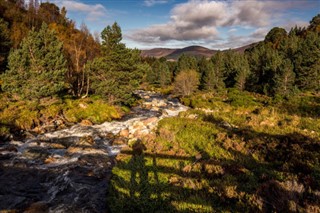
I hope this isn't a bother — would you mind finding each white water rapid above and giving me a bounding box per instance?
[0,90,188,212]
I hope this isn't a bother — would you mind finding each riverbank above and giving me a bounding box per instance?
[0,94,123,142]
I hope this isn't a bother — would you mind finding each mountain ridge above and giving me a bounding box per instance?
[141,43,258,60]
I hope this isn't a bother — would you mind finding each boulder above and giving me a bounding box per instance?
[112,137,127,145]
[79,103,88,109]
[49,143,66,149]
[76,136,95,147]
[152,106,159,111]
[80,120,93,126]
[187,114,198,119]
[119,129,129,137]
[23,147,49,160]
[143,102,152,109]
[44,156,57,164]
[142,117,158,126]
[132,121,145,130]
[0,145,18,153]
[32,126,45,134]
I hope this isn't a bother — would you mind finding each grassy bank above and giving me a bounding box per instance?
[0,94,122,138]
[108,90,320,212]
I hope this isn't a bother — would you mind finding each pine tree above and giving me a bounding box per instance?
[295,31,320,91]
[198,57,213,90]
[273,59,295,97]
[235,55,250,91]
[207,51,226,90]
[147,60,161,85]
[90,22,143,105]
[247,44,283,95]
[101,22,123,55]
[159,61,171,87]
[175,54,198,75]
[308,14,320,33]
[1,23,67,99]
[201,60,225,91]
[264,27,287,49]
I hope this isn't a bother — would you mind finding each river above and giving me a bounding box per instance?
[0,90,188,212]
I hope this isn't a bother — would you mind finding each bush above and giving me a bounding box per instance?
[173,69,199,97]
[227,88,258,107]
[63,99,121,123]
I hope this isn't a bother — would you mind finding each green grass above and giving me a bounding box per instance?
[63,98,121,123]
[108,90,320,212]
[0,96,122,137]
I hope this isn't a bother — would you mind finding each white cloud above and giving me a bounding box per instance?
[130,0,305,48]
[282,20,310,32]
[51,0,107,21]
[144,0,169,7]
[228,28,237,33]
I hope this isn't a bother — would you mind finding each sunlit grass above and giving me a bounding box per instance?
[0,96,122,136]
[108,90,320,212]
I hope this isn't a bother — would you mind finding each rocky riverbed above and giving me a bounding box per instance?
[0,91,188,212]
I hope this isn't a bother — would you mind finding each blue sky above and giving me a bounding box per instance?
[50,0,319,50]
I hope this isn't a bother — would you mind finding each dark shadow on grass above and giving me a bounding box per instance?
[109,114,320,212]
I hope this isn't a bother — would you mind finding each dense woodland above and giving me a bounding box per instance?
[0,1,320,212]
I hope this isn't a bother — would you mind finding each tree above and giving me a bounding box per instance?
[147,59,171,87]
[200,59,225,91]
[273,59,296,97]
[38,2,64,25]
[265,27,287,49]
[295,31,320,91]
[0,18,11,73]
[49,21,100,97]
[223,51,238,88]
[247,44,283,95]
[173,69,199,97]
[147,60,160,85]
[308,14,320,33]
[90,22,143,105]
[175,54,198,75]
[234,55,250,91]
[101,22,123,55]
[200,52,225,90]
[159,61,171,87]
[1,23,67,99]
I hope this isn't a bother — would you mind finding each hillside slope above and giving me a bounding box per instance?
[141,43,258,60]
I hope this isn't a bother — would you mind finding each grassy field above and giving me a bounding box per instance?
[108,90,320,212]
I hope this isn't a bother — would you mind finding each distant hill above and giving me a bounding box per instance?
[166,46,217,60]
[231,42,259,53]
[141,43,258,60]
[140,48,176,58]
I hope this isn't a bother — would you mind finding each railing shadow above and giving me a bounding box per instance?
[108,114,320,212]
